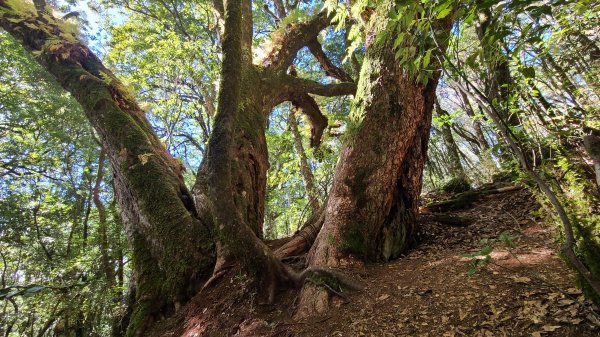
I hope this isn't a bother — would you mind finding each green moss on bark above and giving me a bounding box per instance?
[340,222,368,257]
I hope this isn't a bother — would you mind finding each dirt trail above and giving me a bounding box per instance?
[264,188,600,337]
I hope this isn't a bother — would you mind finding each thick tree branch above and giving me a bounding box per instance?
[241,0,253,63]
[284,64,328,148]
[272,0,286,19]
[261,10,331,71]
[290,93,327,148]
[276,73,356,97]
[307,38,353,83]
[275,209,324,259]
[0,6,215,333]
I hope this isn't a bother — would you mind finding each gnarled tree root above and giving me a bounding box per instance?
[291,267,364,320]
[274,210,325,260]
[423,185,521,212]
[419,213,473,227]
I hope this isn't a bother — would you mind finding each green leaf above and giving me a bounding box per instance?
[521,66,535,79]
[423,49,432,68]
[480,246,493,255]
[437,7,453,19]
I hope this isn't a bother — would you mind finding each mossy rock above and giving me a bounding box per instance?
[442,177,472,194]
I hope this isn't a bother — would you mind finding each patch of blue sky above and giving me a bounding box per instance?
[56,0,127,56]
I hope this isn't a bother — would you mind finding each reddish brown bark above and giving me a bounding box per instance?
[295,2,453,317]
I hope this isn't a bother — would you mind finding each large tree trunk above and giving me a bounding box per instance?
[190,0,356,303]
[2,1,352,335]
[295,1,453,317]
[0,4,215,336]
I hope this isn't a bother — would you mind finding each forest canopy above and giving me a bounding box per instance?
[0,0,599,336]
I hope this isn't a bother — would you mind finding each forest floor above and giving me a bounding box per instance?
[175,187,600,337]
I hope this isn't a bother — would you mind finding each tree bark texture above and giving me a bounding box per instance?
[305,4,452,267]
[0,4,215,335]
[295,3,453,316]
[0,0,451,332]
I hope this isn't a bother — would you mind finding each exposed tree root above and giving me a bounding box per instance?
[423,185,521,212]
[419,213,473,227]
[293,267,364,291]
[200,267,230,293]
[293,284,333,320]
[320,283,349,302]
[274,210,325,259]
[289,267,364,320]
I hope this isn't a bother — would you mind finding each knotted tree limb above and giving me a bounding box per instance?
[263,67,355,148]
[274,73,357,97]
[307,38,354,83]
[289,93,327,148]
[285,66,329,149]
[275,209,325,260]
[261,10,331,71]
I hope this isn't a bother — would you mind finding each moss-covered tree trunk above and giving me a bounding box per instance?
[191,17,280,284]
[0,4,216,336]
[2,1,353,334]
[191,0,355,303]
[295,1,453,317]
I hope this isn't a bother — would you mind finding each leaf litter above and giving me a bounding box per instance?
[270,188,600,336]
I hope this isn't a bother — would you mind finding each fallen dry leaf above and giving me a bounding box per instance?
[377,294,390,301]
[542,325,561,332]
[511,276,531,283]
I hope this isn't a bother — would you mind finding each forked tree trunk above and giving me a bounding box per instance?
[190,0,355,305]
[295,1,453,317]
[1,2,358,334]
[2,0,467,333]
